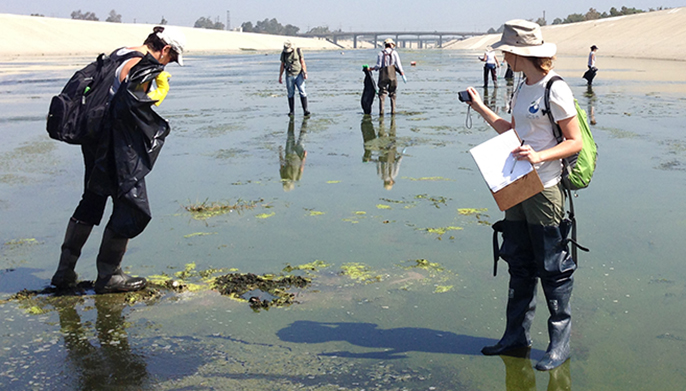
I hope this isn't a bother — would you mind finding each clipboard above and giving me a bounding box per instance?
[490,169,543,211]
[469,129,544,211]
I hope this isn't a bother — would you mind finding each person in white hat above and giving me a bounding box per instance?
[465,19,582,371]
[279,40,310,117]
[50,26,186,295]
[370,38,405,115]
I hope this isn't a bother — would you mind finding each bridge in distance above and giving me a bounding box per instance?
[300,31,487,49]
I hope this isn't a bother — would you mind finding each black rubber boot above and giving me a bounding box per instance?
[528,224,576,371]
[300,96,311,117]
[288,97,295,116]
[483,220,538,356]
[535,278,573,371]
[94,229,146,294]
[51,218,93,289]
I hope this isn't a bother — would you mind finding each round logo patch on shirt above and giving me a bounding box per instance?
[528,102,540,114]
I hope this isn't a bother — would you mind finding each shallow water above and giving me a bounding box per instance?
[1,49,686,390]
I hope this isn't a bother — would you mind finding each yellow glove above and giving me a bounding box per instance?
[147,71,171,106]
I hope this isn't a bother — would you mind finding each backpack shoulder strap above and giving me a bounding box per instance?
[543,75,564,143]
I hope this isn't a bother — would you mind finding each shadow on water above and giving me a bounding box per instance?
[277,320,544,359]
[0,268,45,293]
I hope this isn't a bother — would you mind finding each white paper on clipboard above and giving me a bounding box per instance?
[469,129,534,192]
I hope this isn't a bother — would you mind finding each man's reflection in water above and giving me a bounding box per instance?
[279,117,308,192]
[56,295,148,389]
[585,85,597,125]
[361,115,403,190]
[500,349,571,391]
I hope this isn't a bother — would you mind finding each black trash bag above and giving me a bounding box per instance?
[88,53,169,238]
[583,67,597,84]
[361,67,377,115]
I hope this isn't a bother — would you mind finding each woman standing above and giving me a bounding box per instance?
[466,20,582,371]
[480,46,500,88]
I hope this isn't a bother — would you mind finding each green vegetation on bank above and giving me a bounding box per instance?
[487,5,671,33]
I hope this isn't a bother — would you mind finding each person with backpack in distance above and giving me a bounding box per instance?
[369,38,405,116]
[279,40,310,117]
[49,26,186,294]
[464,20,582,371]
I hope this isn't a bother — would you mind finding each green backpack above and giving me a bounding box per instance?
[544,76,598,191]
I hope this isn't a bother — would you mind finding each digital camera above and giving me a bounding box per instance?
[457,90,471,103]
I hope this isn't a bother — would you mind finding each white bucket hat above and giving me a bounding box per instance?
[157,27,186,65]
[491,19,556,58]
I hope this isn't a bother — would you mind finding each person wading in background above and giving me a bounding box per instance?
[279,40,310,117]
[370,38,405,116]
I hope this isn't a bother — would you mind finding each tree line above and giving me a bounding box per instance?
[488,6,669,33]
[65,10,322,36]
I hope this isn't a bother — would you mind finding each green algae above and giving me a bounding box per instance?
[184,198,264,220]
[434,285,454,293]
[457,208,488,215]
[183,232,217,238]
[424,226,463,235]
[282,260,331,273]
[212,273,310,311]
[340,262,382,284]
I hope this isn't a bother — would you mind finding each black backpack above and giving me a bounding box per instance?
[46,48,143,144]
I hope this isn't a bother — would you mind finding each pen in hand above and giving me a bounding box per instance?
[510,139,525,174]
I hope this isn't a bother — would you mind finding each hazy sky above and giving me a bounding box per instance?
[2,1,683,32]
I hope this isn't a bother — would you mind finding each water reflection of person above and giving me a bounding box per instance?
[584,85,597,125]
[500,351,572,391]
[504,62,515,86]
[361,114,376,162]
[377,116,402,190]
[360,115,403,189]
[483,87,498,113]
[279,117,308,191]
[56,295,148,389]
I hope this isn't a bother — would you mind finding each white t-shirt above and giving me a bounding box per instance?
[511,71,576,188]
[484,51,497,65]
